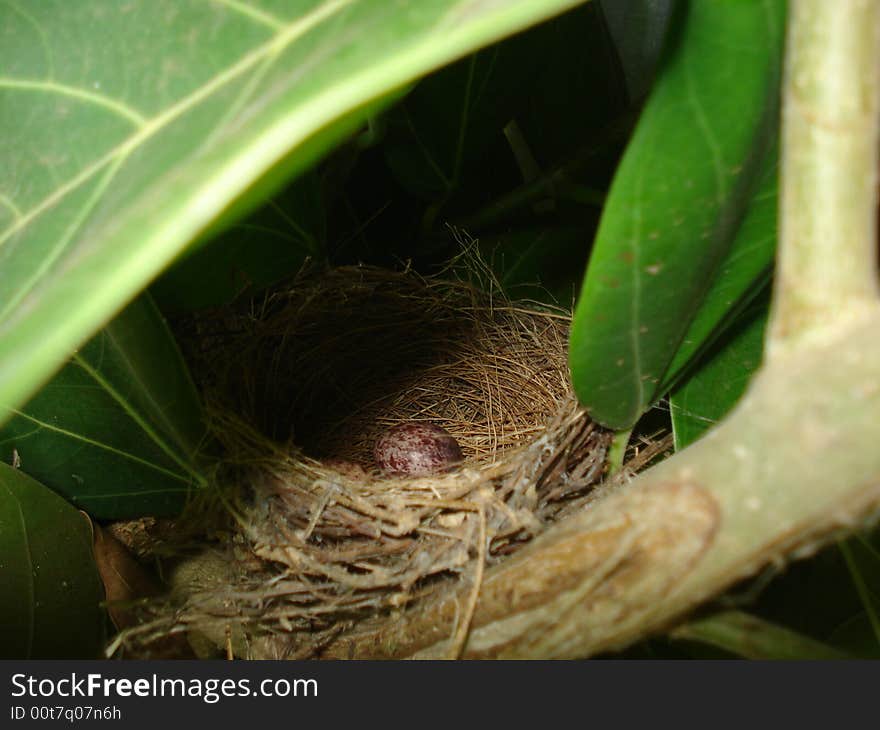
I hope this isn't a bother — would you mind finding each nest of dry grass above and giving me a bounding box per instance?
[115,263,626,659]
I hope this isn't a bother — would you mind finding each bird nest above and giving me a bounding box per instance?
[113,264,630,659]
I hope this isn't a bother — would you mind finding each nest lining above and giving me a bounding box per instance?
[117,264,617,659]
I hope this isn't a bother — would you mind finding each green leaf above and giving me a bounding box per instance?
[0,0,588,421]
[663,148,777,389]
[670,305,767,450]
[152,86,410,313]
[0,294,205,518]
[569,0,785,429]
[671,610,853,660]
[0,462,105,658]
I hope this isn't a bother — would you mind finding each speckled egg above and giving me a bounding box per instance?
[373,423,463,477]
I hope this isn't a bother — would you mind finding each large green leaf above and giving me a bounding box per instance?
[0,294,205,518]
[670,305,767,450]
[663,148,777,390]
[152,86,409,312]
[0,0,588,420]
[0,462,105,658]
[569,0,784,429]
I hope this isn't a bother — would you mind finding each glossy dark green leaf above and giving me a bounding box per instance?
[663,147,777,389]
[0,295,205,518]
[0,0,589,423]
[0,463,104,658]
[569,0,785,429]
[670,305,767,450]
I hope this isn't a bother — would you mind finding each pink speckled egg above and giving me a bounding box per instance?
[374,423,463,477]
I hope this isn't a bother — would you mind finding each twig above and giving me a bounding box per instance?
[450,505,487,659]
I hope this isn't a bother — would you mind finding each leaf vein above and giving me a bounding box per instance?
[8,408,193,485]
[683,60,727,207]
[208,0,286,30]
[0,193,22,221]
[0,79,147,126]
[2,0,53,78]
[0,154,128,323]
[72,351,204,487]
[0,0,353,250]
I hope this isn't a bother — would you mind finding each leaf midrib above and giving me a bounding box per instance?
[72,349,204,486]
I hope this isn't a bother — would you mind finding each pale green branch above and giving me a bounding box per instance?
[767,1,880,356]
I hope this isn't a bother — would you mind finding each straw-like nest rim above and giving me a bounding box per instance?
[115,262,622,659]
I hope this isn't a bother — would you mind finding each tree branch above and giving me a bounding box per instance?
[767,0,880,355]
